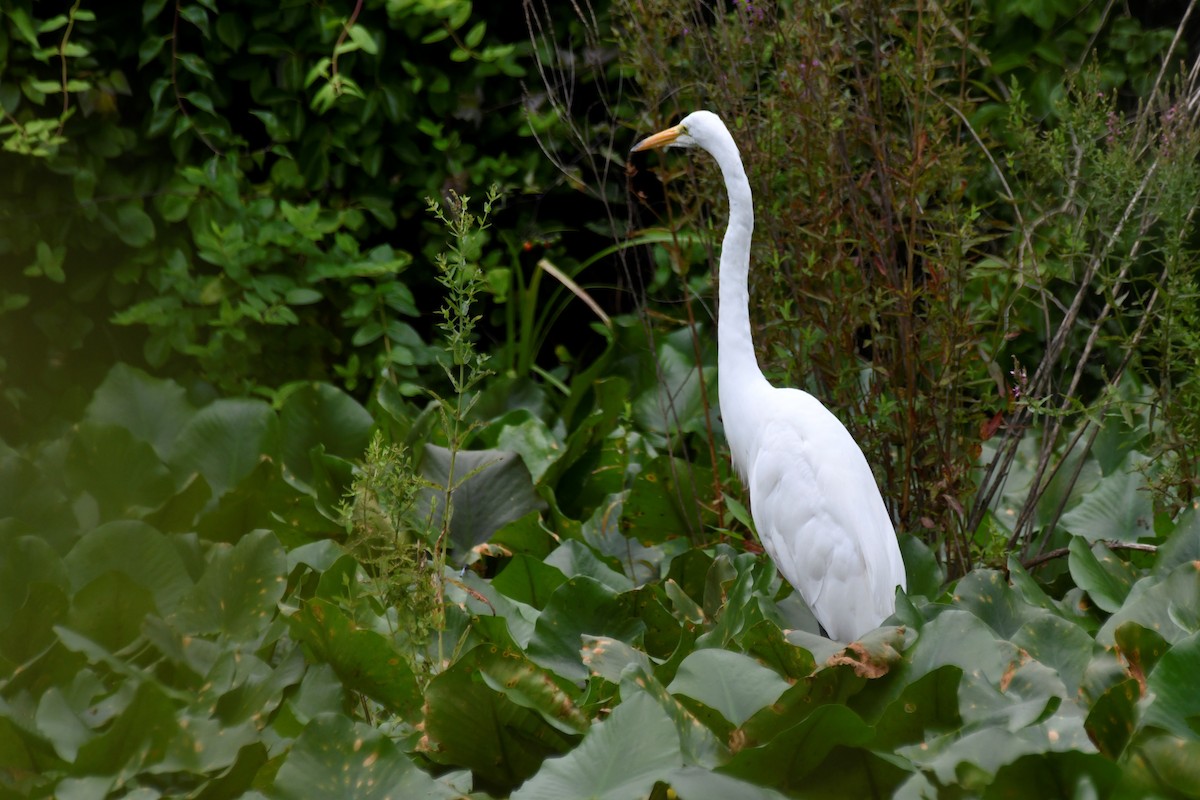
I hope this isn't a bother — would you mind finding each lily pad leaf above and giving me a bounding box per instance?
[1141,631,1200,740]
[417,444,546,563]
[511,691,684,800]
[1058,453,1153,543]
[63,520,191,615]
[1068,537,1139,613]
[170,398,279,499]
[668,648,790,727]
[424,644,578,794]
[85,363,194,460]
[170,529,286,642]
[274,713,456,800]
[278,382,373,490]
[287,598,421,720]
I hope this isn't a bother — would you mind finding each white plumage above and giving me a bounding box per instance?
[632,110,906,641]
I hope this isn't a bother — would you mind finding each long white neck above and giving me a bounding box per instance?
[708,132,770,475]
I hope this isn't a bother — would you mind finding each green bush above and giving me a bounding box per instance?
[0,0,570,438]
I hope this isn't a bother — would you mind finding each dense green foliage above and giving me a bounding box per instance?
[0,0,573,434]
[4,0,1200,797]
[3,362,1199,798]
[609,0,1200,573]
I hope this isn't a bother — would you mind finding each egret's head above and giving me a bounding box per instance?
[631,110,726,153]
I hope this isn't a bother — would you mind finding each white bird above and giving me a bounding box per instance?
[632,110,906,641]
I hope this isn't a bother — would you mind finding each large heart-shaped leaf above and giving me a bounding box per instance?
[170,529,286,642]
[64,520,192,615]
[274,713,455,800]
[1140,631,1200,739]
[424,644,579,794]
[67,422,176,521]
[511,691,684,800]
[1067,537,1140,613]
[287,598,421,720]
[1058,453,1153,543]
[417,444,546,562]
[668,648,790,727]
[85,363,194,460]
[278,382,373,490]
[171,398,278,499]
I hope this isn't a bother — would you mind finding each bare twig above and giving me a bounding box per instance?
[1022,540,1158,571]
[331,0,365,86]
[56,0,82,137]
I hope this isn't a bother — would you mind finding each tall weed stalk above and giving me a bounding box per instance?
[530,0,1200,576]
[340,188,499,683]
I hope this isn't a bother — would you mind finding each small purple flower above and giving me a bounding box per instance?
[1010,362,1028,400]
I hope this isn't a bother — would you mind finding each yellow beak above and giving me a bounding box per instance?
[631,124,684,152]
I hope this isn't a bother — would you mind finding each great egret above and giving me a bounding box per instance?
[632,110,906,641]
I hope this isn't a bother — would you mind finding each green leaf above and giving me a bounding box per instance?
[287,598,421,719]
[35,686,94,762]
[720,703,874,790]
[870,664,963,750]
[170,398,278,498]
[274,713,454,799]
[463,20,486,49]
[984,750,1121,800]
[67,422,175,521]
[0,534,67,620]
[526,576,644,682]
[1084,678,1139,758]
[157,713,259,775]
[497,412,562,484]
[346,24,378,55]
[740,619,817,679]
[284,287,323,305]
[492,553,567,608]
[1010,612,1095,697]
[8,8,40,46]
[580,635,653,684]
[170,529,286,642]
[67,571,157,651]
[424,644,577,793]
[179,4,211,37]
[622,455,709,543]
[664,766,791,800]
[0,581,69,666]
[142,0,169,25]
[1007,555,1058,612]
[952,569,1042,638]
[544,539,632,592]
[114,203,156,247]
[1058,453,1153,542]
[1068,537,1140,613]
[1123,734,1200,798]
[474,646,590,735]
[668,649,790,727]
[1113,620,1170,681]
[139,34,167,66]
[1098,561,1200,645]
[511,691,684,800]
[72,681,177,776]
[86,365,194,461]
[417,445,546,563]
[1156,507,1200,575]
[1140,631,1200,739]
[278,382,372,490]
[215,12,247,49]
[899,533,944,598]
[64,520,192,615]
